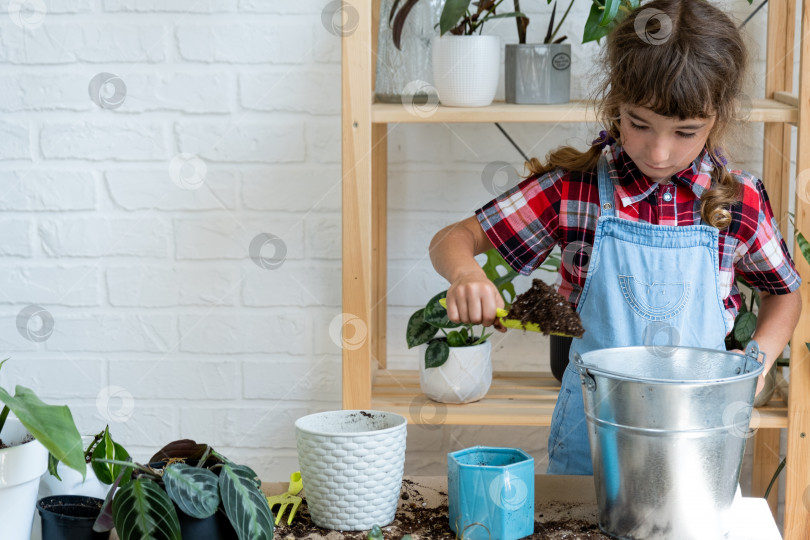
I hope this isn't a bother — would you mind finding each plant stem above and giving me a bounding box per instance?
[763,456,786,500]
[0,405,8,435]
[550,0,576,42]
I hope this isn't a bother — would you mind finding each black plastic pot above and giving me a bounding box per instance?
[177,507,239,540]
[549,334,573,383]
[37,495,107,540]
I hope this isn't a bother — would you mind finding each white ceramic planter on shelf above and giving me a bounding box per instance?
[0,419,49,540]
[431,35,500,107]
[295,410,407,531]
[420,340,492,403]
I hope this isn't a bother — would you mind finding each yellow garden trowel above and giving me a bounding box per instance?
[266,471,303,526]
[439,297,545,333]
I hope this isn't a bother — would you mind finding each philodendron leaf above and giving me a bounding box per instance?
[425,338,450,369]
[0,385,85,478]
[92,425,131,486]
[163,463,220,519]
[219,463,275,540]
[423,292,463,329]
[112,477,181,540]
[406,308,436,348]
[440,0,472,35]
[734,311,757,344]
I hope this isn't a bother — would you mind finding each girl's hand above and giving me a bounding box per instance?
[445,270,506,333]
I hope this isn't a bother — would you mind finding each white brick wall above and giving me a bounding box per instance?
[0,0,786,531]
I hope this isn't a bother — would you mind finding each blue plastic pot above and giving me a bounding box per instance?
[447,446,534,540]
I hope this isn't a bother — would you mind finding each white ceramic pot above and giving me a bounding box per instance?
[420,340,492,403]
[295,410,407,531]
[431,35,500,107]
[0,419,48,540]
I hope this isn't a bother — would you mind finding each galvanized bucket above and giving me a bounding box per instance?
[574,342,764,540]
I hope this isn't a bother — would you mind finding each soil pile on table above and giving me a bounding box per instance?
[273,479,608,539]
[507,279,584,337]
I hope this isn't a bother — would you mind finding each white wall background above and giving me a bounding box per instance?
[0,0,792,528]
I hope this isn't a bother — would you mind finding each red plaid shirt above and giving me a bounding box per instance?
[475,144,802,335]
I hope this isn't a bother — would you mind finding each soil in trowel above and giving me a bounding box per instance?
[507,279,585,337]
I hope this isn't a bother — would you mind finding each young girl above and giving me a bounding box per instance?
[429,0,802,475]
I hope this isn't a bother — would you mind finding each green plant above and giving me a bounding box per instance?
[514,0,576,44]
[0,358,85,478]
[406,249,519,369]
[391,0,527,48]
[92,439,274,540]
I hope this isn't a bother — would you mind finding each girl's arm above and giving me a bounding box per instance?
[750,289,803,394]
[429,216,506,332]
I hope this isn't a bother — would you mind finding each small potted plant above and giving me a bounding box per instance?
[92,439,274,540]
[393,0,527,107]
[0,359,85,540]
[36,426,129,540]
[407,249,518,403]
[505,0,575,104]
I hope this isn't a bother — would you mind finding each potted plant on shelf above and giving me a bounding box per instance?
[506,0,575,104]
[393,0,527,107]
[92,439,274,540]
[407,249,518,403]
[0,358,85,540]
[36,426,129,540]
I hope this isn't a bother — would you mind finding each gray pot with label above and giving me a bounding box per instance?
[505,43,571,105]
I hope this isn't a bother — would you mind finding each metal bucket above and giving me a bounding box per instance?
[573,342,764,540]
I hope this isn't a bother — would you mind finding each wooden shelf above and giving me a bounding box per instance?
[371,370,789,429]
[371,97,798,124]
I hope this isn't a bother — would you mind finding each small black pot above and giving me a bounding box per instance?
[177,507,238,540]
[549,334,573,383]
[37,495,107,540]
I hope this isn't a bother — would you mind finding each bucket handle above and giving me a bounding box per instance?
[743,340,765,373]
[573,352,597,391]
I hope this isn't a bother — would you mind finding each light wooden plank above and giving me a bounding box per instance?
[369,370,788,428]
[753,429,782,518]
[784,1,810,537]
[371,99,797,124]
[342,0,373,409]
[371,124,387,369]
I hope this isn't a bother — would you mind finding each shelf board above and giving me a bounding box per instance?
[371,369,788,429]
[371,97,798,125]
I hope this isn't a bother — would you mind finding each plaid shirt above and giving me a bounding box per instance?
[476,144,802,335]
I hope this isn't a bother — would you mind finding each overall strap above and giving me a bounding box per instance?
[596,155,615,217]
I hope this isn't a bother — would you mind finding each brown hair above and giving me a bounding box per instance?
[525,0,747,229]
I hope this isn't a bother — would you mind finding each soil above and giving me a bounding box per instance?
[507,279,585,338]
[273,479,609,539]
[0,433,34,449]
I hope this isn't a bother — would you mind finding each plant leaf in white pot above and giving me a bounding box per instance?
[0,359,85,540]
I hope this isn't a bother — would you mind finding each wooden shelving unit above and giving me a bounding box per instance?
[342,1,810,536]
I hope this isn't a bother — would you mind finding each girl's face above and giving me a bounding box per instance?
[618,105,716,183]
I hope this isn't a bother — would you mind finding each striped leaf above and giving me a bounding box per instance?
[112,477,181,540]
[163,463,220,519]
[219,463,274,540]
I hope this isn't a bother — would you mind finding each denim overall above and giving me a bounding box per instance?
[546,156,728,475]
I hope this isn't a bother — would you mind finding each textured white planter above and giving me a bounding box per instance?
[295,410,407,531]
[0,419,49,540]
[420,340,492,403]
[431,35,500,107]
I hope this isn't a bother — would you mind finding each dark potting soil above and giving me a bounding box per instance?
[508,279,585,338]
[0,433,34,449]
[273,479,608,539]
[40,497,104,518]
